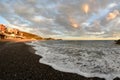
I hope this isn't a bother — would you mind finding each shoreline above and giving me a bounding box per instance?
[0,38,39,42]
[0,41,106,80]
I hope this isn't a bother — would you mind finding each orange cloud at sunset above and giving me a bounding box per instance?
[82,3,90,14]
[69,18,79,28]
[71,23,78,28]
[107,10,119,20]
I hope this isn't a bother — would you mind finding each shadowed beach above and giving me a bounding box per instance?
[0,40,107,80]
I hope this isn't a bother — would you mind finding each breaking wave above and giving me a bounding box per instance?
[27,40,120,80]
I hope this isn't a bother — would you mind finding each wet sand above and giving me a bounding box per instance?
[0,40,109,80]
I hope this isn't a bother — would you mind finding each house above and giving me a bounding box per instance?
[7,28,19,35]
[0,24,6,39]
[0,31,5,39]
[0,24,6,33]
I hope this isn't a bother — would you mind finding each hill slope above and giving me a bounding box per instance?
[21,31,43,40]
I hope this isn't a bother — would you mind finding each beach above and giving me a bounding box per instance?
[0,40,106,80]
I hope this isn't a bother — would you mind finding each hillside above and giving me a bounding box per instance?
[21,31,43,40]
[0,24,57,40]
[0,24,43,40]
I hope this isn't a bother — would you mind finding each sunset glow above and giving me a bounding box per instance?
[82,4,90,14]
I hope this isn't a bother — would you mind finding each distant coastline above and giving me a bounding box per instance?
[0,24,62,42]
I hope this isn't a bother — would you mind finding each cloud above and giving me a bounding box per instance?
[0,0,120,39]
[107,10,119,20]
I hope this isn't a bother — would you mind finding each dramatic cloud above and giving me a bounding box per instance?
[0,0,120,39]
[107,10,119,20]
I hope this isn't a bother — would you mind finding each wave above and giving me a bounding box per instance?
[26,40,120,80]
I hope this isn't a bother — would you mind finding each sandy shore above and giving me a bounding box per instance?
[0,41,107,80]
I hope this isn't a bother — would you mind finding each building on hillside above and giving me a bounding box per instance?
[0,34,5,39]
[0,24,6,39]
[0,24,24,39]
[7,28,19,35]
[0,24,6,33]
[0,31,5,39]
[14,29,19,35]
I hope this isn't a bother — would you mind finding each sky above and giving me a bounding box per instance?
[0,16,9,24]
[0,0,120,40]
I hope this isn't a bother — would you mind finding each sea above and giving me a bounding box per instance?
[26,40,120,80]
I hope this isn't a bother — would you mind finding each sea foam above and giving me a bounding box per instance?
[26,40,120,80]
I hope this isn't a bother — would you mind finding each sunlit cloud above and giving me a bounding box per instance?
[107,10,119,20]
[82,3,90,14]
[69,17,79,28]
[0,0,120,39]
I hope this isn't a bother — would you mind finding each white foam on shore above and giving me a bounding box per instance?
[26,41,120,80]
